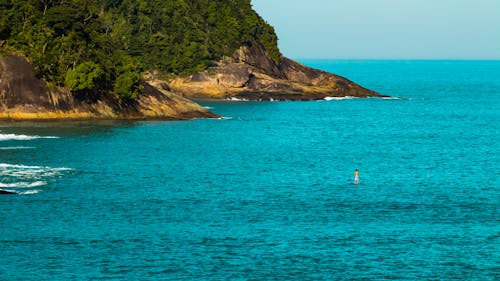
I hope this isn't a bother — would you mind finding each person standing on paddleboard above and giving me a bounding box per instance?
[354,169,359,185]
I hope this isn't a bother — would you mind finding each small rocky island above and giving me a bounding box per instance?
[0,1,380,120]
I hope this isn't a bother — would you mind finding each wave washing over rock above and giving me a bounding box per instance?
[0,131,72,194]
[0,163,72,195]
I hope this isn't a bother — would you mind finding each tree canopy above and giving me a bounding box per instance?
[0,0,281,100]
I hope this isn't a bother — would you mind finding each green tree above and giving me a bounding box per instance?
[65,61,105,99]
[114,71,142,100]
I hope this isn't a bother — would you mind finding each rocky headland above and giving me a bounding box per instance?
[1,48,382,121]
[1,45,382,120]
[0,55,218,120]
[166,45,381,101]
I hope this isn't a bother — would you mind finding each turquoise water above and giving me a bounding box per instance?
[1,61,499,280]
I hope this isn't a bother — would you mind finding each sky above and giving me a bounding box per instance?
[251,0,500,59]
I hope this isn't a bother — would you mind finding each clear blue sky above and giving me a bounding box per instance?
[251,0,500,59]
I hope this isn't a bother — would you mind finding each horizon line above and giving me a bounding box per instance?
[292,58,500,61]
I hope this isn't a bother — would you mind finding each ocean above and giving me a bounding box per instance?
[1,60,498,280]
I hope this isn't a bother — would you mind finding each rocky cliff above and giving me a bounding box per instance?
[166,45,382,100]
[0,55,218,120]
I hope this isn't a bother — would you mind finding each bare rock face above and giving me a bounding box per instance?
[168,45,382,100]
[0,55,218,120]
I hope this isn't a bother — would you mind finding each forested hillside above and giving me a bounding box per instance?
[0,0,280,100]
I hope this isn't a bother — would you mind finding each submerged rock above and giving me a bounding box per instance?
[167,45,382,100]
[0,55,218,120]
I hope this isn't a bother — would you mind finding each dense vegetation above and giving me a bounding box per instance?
[0,0,280,100]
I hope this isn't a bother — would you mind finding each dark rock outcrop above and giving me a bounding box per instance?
[167,45,382,100]
[0,55,218,120]
[0,189,17,195]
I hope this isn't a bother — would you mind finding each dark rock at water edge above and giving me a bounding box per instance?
[0,189,17,195]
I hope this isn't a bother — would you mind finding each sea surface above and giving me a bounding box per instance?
[1,60,499,280]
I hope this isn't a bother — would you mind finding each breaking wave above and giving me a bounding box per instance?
[380,96,403,100]
[0,146,36,150]
[0,163,72,195]
[17,190,41,195]
[0,181,47,188]
[0,133,59,141]
[227,97,250,101]
[324,96,355,101]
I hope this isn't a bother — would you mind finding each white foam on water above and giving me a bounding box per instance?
[227,97,249,101]
[324,96,355,101]
[203,106,214,110]
[0,163,73,195]
[0,181,47,188]
[18,190,41,195]
[0,146,36,150]
[0,133,59,141]
[0,160,73,194]
[380,96,403,100]
[0,163,45,169]
[0,163,71,170]
[0,163,73,180]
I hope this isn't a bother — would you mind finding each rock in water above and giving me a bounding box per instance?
[0,189,17,195]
